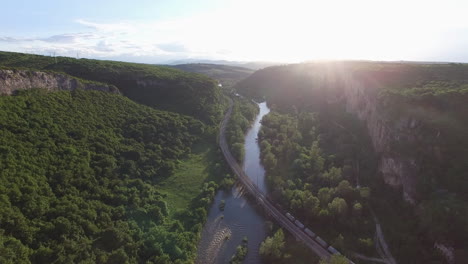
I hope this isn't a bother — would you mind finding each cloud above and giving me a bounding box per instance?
[0,36,35,42]
[42,33,100,43]
[0,14,255,63]
[0,33,100,44]
[157,43,187,53]
[95,40,114,52]
[76,19,133,33]
[4,1,468,64]
[0,18,203,62]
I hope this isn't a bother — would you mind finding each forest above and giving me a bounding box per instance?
[225,97,259,162]
[257,109,379,259]
[235,62,468,263]
[0,89,221,263]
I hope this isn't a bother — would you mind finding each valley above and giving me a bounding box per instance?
[3,2,468,264]
[0,51,467,264]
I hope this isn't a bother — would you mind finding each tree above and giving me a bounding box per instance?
[304,193,320,218]
[318,209,330,218]
[318,255,349,264]
[259,229,285,261]
[336,180,353,201]
[322,167,342,184]
[0,235,32,264]
[107,248,129,264]
[352,202,362,217]
[358,237,374,254]
[359,187,371,200]
[310,141,324,173]
[328,198,348,217]
[419,195,468,241]
[318,187,332,207]
[230,237,248,264]
[263,152,278,169]
[332,234,345,250]
[231,143,245,162]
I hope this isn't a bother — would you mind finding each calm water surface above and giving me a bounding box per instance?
[196,102,270,264]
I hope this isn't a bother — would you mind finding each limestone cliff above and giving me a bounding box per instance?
[0,69,119,95]
[341,74,442,203]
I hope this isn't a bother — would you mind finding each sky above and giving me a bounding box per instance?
[1,0,468,64]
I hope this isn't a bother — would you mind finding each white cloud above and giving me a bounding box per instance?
[75,19,134,33]
[2,0,468,63]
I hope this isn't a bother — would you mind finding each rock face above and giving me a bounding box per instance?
[0,69,119,95]
[340,75,429,203]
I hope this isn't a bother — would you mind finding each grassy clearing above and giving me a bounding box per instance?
[158,141,218,216]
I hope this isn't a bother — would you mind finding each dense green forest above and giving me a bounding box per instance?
[0,89,223,263]
[225,97,259,162]
[258,109,380,259]
[0,51,224,124]
[236,62,468,263]
[170,63,254,89]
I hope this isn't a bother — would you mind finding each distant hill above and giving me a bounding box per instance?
[171,63,254,88]
[0,51,224,124]
[164,58,282,70]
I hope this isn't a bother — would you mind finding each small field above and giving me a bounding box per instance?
[158,141,219,216]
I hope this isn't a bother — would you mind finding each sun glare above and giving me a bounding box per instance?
[202,0,460,62]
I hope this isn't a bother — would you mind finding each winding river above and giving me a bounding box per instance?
[196,102,270,264]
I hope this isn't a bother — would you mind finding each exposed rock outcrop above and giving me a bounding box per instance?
[341,74,432,203]
[0,69,119,95]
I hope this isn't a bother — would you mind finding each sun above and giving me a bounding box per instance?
[205,0,433,62]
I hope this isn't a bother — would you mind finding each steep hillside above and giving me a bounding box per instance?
[236,62,468,201]
[171,63,254,88]
[235,62,468,262]
[0,51,224,124]
[0,53,232,263]
[0,89,224,263]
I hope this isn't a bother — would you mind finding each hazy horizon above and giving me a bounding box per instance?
[2,0,468,64]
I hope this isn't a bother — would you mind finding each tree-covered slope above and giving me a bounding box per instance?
[225,97,259,162]
[0,51,224,124]
[0,89,217,264]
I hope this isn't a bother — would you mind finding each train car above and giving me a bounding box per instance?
[294,220,305,229]
[327,246,341,255]
[275,203,284,211]
[285,213,295,222]
[304,228,316,238]
[265,195,274,204]
[315,236,328,248]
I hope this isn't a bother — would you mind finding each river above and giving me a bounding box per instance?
[196,102,270,264]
